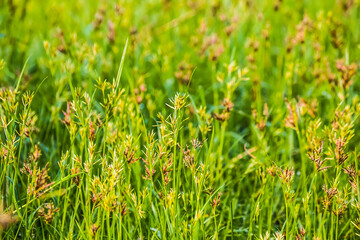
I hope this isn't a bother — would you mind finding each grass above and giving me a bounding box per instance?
[0,0,360,239]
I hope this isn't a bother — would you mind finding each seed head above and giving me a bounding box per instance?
[38,202,59,224]
[335,137,348,165]
[277,166,294,188]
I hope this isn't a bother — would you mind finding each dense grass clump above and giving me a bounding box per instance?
[1,0,360,239]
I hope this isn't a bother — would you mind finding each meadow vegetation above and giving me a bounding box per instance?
[0,0,360,239]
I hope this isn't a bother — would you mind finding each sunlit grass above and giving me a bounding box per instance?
[0,0,360,239]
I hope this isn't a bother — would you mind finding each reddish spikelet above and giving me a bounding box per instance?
[162,157,173,186]
[89,119,95,141]
[90,192,103,207]
[28,163,54,197]
[211,193,221,209]
[212,98,234,122]
[323,185,338,200]
[295,227,306,240]
[344,165,357,193]
[62,101,72,126]
[307,141,331,172]
[177,144,194,168]
[336,59,358,89]
[175,62,192,85]
[267,165,277,177]
[191,138,205,149]
[222,98,234,112]
[322,185,338,210]
[91,224,100,236]
[252,103,268,131]
[284,99,296,129]
[142,157,155,181]
[120,201,128,216]
[21,163,33,176]
[335,137,348,165]
[204,187,214,196]
[107,20,115,43]
[143,165,155,181]
[93,9,105,30]
[38,203,59,224]
[343,165,356,179]
[277,167,294,187]
[31,145,41,161]
[124,146,140,165]
[71,167,80,186]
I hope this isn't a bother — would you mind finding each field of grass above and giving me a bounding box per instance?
[0,0,360,239]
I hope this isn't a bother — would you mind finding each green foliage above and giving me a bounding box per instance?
[0,0,360,239]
